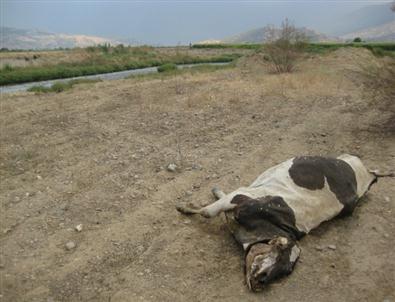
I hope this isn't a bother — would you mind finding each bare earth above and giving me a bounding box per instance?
[1,48,394,302]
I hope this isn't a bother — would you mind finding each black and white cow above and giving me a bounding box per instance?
[176,154,392,291]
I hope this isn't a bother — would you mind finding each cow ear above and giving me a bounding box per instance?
[230,194,252,205]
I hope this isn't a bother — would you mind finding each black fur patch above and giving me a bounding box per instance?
[228,195,304,248]
[289,156,359,215]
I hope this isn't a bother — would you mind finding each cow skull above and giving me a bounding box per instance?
[245,237,300,291]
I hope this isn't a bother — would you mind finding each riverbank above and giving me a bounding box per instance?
[0,46,246,85]
[1,62,232,93]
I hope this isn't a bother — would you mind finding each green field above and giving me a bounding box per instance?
[192,42,395,55]
[0,45,242,86]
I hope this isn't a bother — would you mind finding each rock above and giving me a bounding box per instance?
[3,228,12,234]
[75,224,83,232]
[36,175,42,180]
[185,191,193,196]
[191,163,201,170]
[65,241,76,250]
[384,196,390,202]
[315,245,324,251]
[167,163,177,172]
[328,245,336,250]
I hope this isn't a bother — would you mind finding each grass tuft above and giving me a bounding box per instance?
[28,79,100,93]
[157,63,178,73]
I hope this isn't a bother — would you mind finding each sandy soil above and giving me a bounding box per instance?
[1,48,394,302]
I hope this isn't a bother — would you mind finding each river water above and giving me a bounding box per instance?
[0,62,229,94]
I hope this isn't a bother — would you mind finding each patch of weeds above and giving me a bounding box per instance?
[28,78,100,93]
[157,63,178,73]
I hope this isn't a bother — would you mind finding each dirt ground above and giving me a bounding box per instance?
[1,48,394,302]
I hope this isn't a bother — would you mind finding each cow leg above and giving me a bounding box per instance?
[176,191,236,218]
[212,187,226,200]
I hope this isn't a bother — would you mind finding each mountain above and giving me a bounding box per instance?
[0,27,122,50]
[341,20,395,42]
[221,26,339,44]
[327,2,394,36]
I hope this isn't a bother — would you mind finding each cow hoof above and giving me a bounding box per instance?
[176,204,198,215]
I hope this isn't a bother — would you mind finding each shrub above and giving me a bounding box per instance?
[353,37,362,43]
[263,19,308,73]
[157,63,178,73]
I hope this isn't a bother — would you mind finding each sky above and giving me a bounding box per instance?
[1,0,392,45]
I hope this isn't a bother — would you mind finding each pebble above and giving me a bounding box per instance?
[185,191,193,196]
[75,224,83,232]
[328,245,337,250]
[191,164,201,170]
[65,241,76,250]
[167,163,177,172]
[315,245,324,251]
[36,175,42,180]
[384,196,390,202]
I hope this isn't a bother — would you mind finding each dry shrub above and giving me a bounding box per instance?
[357,55,395,133]
[264,19,308,73]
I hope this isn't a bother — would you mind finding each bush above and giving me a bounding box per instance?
[353,37,362,43]
[263,19,308,73]
[157,63,178,73]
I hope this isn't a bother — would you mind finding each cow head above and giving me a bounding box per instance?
[245,236,300,291]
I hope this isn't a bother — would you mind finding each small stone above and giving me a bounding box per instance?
[185,191,193,196]
[3,228,12,234]
[328,245,336,250]
[65,241,76,250]
[137,272,144,276]
[167,163,177,172]
[330,263,336,268]
[384,196,390,202]
[315,245,324,251]
[75,224,83,232]
[36,175,42,180]
[183,219,191,225]
[144,268,151,274]
[25,192,30,197]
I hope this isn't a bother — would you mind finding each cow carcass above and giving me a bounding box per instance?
[176,154,390,291]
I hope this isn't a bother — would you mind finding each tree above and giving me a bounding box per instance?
[353,37,362,43]
[264,19,308,73]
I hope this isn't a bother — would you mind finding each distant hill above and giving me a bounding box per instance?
[0,27,122,50]
[328,2,394,36]
[221,26,339,44]
[341,20,395,42]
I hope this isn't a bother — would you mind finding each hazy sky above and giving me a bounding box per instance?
[1,0,392,45]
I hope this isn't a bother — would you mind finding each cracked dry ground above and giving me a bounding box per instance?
[1,49,394,302]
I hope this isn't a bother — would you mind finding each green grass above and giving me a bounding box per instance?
[0,47,241,85]
[128,62,235,81]
[28,79,100,93]
[157,63,178,73]
[192,42,395,56]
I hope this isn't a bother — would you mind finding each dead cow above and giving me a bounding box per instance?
[176,154,393,291]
